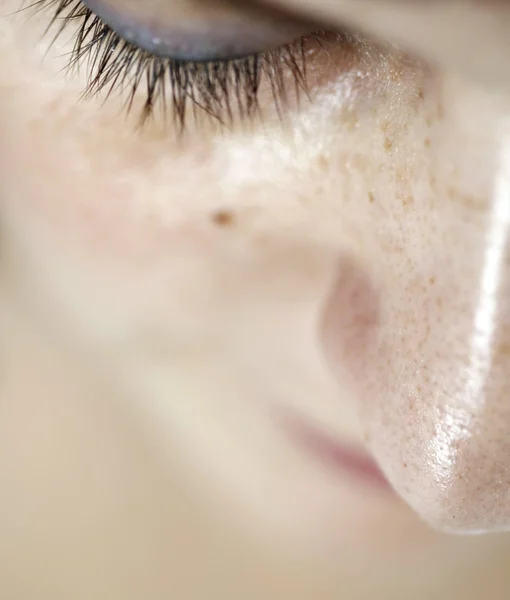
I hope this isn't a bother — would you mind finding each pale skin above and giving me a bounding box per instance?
[3,1,510,598]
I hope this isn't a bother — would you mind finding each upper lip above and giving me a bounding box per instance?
[282,413,390,488]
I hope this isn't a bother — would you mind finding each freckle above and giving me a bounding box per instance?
[384,137,393,151]
[317,153,328,172]
[403,195,414,207]
[417,88,425,100]
[211,210,235,227]
[496,342,510,357]
[424,137,431,149]
[368,191,375,204]
[460,194,485,211]
[344,112,359,131]
[429,276,436,285]
[448,186,457,199]
[403,462,408,468]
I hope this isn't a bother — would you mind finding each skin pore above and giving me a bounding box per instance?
[3,0,510,598]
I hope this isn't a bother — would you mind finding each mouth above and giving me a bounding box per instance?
[282,414,390,489]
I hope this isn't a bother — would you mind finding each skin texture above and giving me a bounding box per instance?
[3,0,510,598]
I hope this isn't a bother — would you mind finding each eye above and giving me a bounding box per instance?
[27,0,342,130]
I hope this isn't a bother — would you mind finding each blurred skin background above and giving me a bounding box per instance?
[3,0,510,598]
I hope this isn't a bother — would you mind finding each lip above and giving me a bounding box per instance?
[282,414,390,489]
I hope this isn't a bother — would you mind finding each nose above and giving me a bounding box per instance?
[321,126,510,535]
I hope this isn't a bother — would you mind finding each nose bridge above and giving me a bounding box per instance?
[321,101,510,533]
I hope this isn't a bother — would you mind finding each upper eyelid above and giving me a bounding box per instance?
[82,0,313,60]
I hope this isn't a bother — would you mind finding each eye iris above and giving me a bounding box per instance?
[82,0,311,61]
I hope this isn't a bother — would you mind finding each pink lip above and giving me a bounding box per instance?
[283,415,390,489]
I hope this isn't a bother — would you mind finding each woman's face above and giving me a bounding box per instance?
[3,0,510,556]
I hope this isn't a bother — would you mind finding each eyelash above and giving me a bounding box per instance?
[27,0,321,130]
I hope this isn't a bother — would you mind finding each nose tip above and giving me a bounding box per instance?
[370,402,510,534]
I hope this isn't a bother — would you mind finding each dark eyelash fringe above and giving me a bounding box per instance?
[26,0,311,129]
